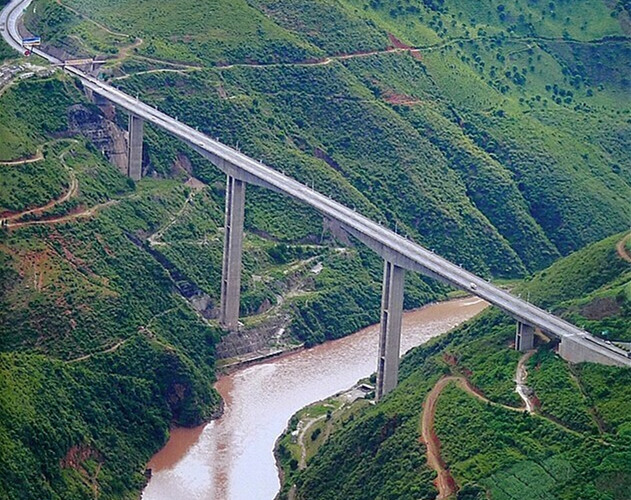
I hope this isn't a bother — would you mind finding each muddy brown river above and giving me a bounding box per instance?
[142,297,488,500]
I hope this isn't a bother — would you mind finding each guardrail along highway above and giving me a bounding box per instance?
[2,0,628,396]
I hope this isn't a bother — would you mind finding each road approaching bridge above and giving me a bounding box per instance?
[2,0,628,399]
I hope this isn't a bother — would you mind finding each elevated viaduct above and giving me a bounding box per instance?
[2,0,629,401]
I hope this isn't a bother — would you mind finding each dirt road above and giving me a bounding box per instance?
[7,199,117,229]
[616,232,631,263]
[0,149,43,166]
[67,339,127,363]
[3,171,78,222]
[421,375,527,498]
[421,376,461,499]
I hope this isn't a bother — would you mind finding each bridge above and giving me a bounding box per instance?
[2,0,628,400]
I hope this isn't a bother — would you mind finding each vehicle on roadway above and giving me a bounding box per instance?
[21,35,40,46]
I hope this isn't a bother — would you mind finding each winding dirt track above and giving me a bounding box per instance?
[515,350,536,413]
[297,415,326,469]
[130,33,628,74]
[0,149,43,166]
[147,188,197,246]
[56,0,129,38]
[7,199,117,228]
[3,171,78,222]
[67,339,127,363]
[616,232,631,263]
[421,377,461,499]
[421,376,526,498]
[420,363,612,499]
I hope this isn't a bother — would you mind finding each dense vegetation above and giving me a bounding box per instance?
[434,383,627,500]
[1,0,629,498]
[519,232,631,341]
[0,78,80,162]
[0,77,226,498]
[0,74,444,497]
[24,0,631,277]
[288,233,631,499]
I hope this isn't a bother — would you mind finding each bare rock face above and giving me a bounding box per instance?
[215,313,294,359]
[173,152,193,176]
[67,104,128,174]
[216,326,279,358]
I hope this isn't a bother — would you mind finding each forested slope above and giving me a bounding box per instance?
[24,0,631,275]
[0,77,222,499]
[0,74,442,498]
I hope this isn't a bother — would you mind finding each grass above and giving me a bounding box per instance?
[22,0,631,279]
[291,230,631,499]
[38,0,321,64]
[0,77,80,161]
[527,349,600,434]
[517,231,631,307]
[0,153,70,212]
[3,0,631,498]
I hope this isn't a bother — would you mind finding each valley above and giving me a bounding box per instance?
[143,297,487,499]
[0,0,629,499]
[279,234,631,499]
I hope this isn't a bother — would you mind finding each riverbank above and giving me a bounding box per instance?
[142,296,488,500]
[216,343,305,375]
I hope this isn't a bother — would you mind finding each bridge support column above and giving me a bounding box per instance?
[127,114,143,181]
[376,261,405,401]
[515,321,535,351]
[220,175,245,330]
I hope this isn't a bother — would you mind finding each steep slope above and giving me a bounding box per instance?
[286,232,631,499]
[0,76,223,500]
[2,0,629,498]
[520,232,631,342]
[23,0,631,276]
[0,72,446,498]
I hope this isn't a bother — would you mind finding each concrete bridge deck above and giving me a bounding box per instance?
[2,0,628,395]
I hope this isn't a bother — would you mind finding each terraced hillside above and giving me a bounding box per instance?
[282,232,631,499]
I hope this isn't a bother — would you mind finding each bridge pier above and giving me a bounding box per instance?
[376,260,405,401]
[219,175,246,330]
[515,321,535,351]
[127,114,143,181]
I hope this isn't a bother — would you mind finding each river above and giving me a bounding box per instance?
[142,296,488,500]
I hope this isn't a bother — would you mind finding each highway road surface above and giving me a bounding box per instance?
[2,0,629,366]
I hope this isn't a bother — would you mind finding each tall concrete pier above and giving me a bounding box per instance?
[219,175,246,330]
[376,261,405,400]
[515,321,535,351]
[127,114,143,181]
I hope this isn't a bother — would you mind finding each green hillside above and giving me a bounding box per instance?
[0,0,629,498]
[520,232,631,341]
[0,77,221,499]
[285,232,631,500]
[0,74,444,498]
[23,0,631,276]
